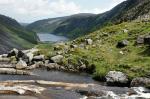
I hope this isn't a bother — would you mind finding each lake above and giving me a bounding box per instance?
[37,33,68,42]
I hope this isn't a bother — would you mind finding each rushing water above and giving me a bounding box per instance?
[37,33,68,42]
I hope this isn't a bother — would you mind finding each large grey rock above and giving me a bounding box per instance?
[136,36,144,44]
[7,48,18,57]
[51,55,64,63]
[32,55,45,61]
[131,77,150,87]
[46,63,61,70]
[106,71,129,86]
[86,39,93,45]
[16,59,28,69]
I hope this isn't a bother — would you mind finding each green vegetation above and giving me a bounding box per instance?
[27,0,150,39]
[0,14,37,53]
[37,21,150,81]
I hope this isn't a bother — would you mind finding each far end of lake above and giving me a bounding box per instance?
[37,33,69,42]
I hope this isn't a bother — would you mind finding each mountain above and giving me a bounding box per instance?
[0,14,37,53]
[27,0,150,39]
[27,13,96,39]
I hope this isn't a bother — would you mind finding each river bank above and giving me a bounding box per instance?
[0,47,150,99]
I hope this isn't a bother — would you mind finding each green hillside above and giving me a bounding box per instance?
[0,14,37,53]
[36,20,150,82]
[27,0,150,39]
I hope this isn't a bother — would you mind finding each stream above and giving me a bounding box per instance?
[0,69,129,99]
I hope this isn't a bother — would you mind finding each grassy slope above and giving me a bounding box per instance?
[37,21,150,81]
[0,14,37,53]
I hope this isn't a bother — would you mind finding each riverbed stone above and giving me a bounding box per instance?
[32,55,45,61]
[131,77,150,87]
[46,63,61,70]
[7,48,18,57]
[105,71,129,86]
[16,59,28,69]
[51,55,64,63]
[0,68,31,75]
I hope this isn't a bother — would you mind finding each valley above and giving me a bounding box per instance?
[0,0,150,99]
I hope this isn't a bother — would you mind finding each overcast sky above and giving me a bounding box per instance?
[0,0,125,23]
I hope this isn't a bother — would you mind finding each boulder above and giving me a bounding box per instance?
[7,48,18,57]
[46,63,61,70]
[16,59,28,69]
[26,52,34,62]
[51,55,63,63]
[16,50,33,64]
[32,55,45,61]
[105,71,129,86]
[86,39,93,45]
[131,77,150,87]
[117,40,129,48]
[136,36,144,44]
[70,44,78,48]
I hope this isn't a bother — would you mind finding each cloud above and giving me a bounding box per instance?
[0,0,125,22]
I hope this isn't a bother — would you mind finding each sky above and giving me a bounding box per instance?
[0,0,125,23]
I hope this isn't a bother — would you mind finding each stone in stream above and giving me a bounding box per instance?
[17,51,33,63]
[51,55,64,63]
[16,59,28,69]
[32,55,45,61]
[105,71,129,86]
[131,77,150,87]
[46,63,61,70]
[0,68,31,75]
[7,48,18,57]
[0,57,10,62]
[0,64,15,68]
[0,84,45,95]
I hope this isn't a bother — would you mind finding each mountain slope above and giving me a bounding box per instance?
[27,0,150,39]
[0,14,37,53]
[27,13,96,39]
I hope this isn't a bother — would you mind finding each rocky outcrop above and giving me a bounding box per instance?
[16,59,28,69]
[105,71,129,86]
[131,77,150,87]
[51,55,64,63]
